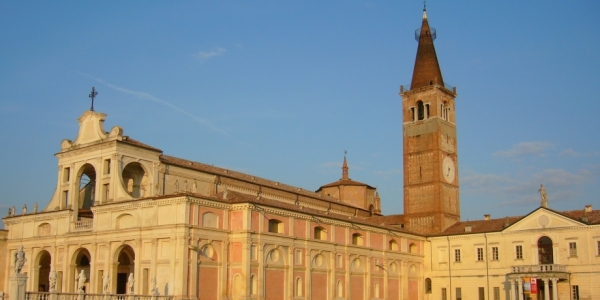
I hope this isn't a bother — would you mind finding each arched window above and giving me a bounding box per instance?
[389,239,398,251]
[314,226,327,240]
[417,101,425,120]
[268,219,283,234]
[337,280,343,297]
[374,282,380,298]
[202,212,218,228]
[425,278,432,293]
[352,233,363,246]
[250,275,257,295]
[409,243,417,254]
[296,277,303,296]
[538,236,553,264]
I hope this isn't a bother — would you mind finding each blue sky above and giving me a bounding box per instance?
[1,1,599,226]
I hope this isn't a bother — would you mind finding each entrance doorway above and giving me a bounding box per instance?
[115,245,135,294]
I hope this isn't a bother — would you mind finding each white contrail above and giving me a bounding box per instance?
[84,74,228,135]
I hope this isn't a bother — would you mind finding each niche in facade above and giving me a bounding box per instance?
[121,162,148,198]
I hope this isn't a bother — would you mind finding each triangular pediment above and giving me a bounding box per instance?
[504,207,585,232]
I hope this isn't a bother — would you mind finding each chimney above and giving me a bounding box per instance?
[484,214,491,221]
[464,225,472,233]
[585,205,592,213]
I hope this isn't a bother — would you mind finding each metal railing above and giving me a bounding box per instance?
[510,264,568,273]
[26,293,172,300]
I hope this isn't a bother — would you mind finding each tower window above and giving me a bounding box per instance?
[417,101,425,120]
[410,107,416,121]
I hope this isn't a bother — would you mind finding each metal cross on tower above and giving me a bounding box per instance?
[88,87,98,111]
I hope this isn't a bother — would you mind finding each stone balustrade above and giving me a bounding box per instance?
[510,264,567,274]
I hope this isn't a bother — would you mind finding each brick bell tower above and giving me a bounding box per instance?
[400,7,460,233]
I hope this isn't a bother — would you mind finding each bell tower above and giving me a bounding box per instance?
[400,8,460,233]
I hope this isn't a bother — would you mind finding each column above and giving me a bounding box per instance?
[543,278,549,300]
[517,278,524,300]
[509,279,515,300]
[551,278,558,300]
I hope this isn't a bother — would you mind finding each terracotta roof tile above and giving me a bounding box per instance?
[317,178,375,190]
[120,137,163,152]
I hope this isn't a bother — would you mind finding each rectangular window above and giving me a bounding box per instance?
[478,287,485,300]
[251,245,258,261]
[103,159,111,175]
[455,287,462,300]
[572,285,580,300]
[477,248,484,261]
[494,287,500,300]
[63,167,70,182]
[441,288,447,300]
[454,249,461,262]
[492,247,499,260]
[337,254,343,268]
[102,184,109,202]
[597,241,600,255]
[62,190,69,207]
[569,242,578,257]
[295,249,302,265]
[516,245,523,259]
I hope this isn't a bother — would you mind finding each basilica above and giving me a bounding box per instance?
[1,8,599,300]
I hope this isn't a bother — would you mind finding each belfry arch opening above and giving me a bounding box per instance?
[77,164,96,210]
[538,236,553,264]
[122,162,148,198]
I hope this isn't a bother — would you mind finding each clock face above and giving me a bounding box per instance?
[442,156,455,183]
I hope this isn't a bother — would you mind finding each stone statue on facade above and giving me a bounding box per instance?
[49,269,58,291]
[127,273,135,294]
[13,246,27,274]
[22,204,27,215]
[33,202,38,214]
[77,270,86,292]
[538,184,548,208]
[11,206,15,216]
[102,274,110,293]
[151,276,158,295]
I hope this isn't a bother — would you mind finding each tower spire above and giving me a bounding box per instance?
[342,151,349,180]
[410,8,444,90]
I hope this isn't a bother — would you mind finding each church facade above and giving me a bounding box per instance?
[1,8,599,300]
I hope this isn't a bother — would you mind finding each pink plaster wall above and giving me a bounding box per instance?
[350,275,364,300]
[231,242,242,262]
[251,211,260,232]
[311,273,328,299]
[265,269,284,300]
[198,266,218,300]
[294,219,306,238]
[370,233,383,250]
[388,278,399,300]
[409,279,418,299]
[335,227,346,244]
[230,211,243,230]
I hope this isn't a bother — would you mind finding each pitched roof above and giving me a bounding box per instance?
[431,206,600,237]
[120,136,163,152]
[410,9,444,90]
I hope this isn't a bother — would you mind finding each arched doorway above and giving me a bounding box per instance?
[77,164,97,210]
[36,251,52,291]
[71,248,91,292]
[115,245,135,294]
[538,236,553,264]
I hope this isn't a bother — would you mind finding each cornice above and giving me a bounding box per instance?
[3,211,71,225]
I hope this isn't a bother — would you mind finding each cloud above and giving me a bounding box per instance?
[81,74,228,135]
[461,167,595,208]
[494,141,552,158]
[193,47,226,62]
[559,148,600,157]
